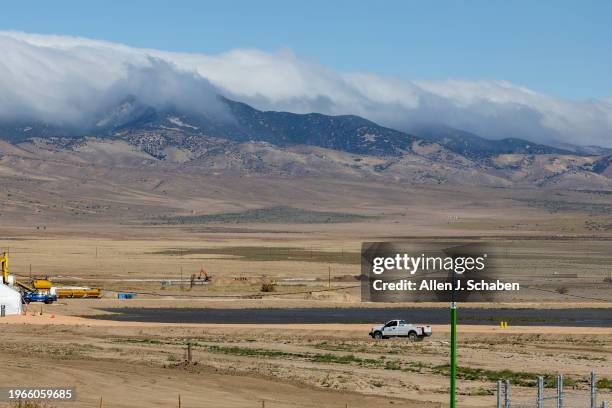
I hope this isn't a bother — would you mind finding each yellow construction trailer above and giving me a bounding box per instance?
[55,287,102,299]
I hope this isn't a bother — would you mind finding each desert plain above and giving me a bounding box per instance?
[1,162,611,408]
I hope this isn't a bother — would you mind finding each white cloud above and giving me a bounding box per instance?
[1,30,611,147]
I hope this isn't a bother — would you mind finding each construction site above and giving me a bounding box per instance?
[0,220,610,408]
[1,251,101,314]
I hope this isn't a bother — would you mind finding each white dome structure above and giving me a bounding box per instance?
[0,284,22,315]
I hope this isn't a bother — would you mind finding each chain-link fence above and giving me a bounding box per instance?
[497,372,609,408]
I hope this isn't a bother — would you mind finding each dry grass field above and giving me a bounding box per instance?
[1,182,611,408]
[0,315,610,408]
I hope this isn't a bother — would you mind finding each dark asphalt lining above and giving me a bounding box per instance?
[92,307,612,327]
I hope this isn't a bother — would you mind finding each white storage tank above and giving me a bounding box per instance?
[0,284,22,315]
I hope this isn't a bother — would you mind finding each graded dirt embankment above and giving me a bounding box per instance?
[3,314,612,335]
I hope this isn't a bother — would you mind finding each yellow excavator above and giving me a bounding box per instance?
[2,252,57,303]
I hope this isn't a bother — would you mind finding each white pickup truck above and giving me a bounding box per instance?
[369,319,432,341]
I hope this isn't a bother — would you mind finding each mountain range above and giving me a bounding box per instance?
[1,96,611,190]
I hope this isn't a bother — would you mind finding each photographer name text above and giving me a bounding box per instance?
[372,279,520,292]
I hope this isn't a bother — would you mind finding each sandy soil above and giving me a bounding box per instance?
[0,196,610,408]
[1,313,610,408]
[3,314,612,335]
[1,354,431,408]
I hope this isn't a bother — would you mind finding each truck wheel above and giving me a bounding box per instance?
[408,332,418,342]
[373,331,383,340]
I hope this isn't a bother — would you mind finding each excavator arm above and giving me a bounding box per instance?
[14,280,34,292]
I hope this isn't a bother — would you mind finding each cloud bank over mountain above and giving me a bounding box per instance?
[1,31,611,147]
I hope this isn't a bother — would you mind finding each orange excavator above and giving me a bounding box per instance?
[198,265,212,282]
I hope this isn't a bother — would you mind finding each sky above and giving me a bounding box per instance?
[1,1,612,146]
[2,0,611,99]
